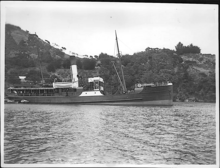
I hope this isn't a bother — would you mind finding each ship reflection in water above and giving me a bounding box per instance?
[4,103,216,164]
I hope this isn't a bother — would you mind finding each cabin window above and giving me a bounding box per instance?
[62,88,68,92]
[89,82,94,90]
[94,81,99,90]
[99,82,104,87]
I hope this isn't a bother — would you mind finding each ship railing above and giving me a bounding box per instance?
[18,93,55,96]
[136,81,171,88]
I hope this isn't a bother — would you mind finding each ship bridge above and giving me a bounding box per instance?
[80,77,104,96]
[88,77,104,91]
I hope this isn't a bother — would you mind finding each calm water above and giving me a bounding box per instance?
[4,102,216,165]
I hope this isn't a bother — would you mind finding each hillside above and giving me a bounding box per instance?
[4,24,216,102]
[181,53,215,73]
[5,24,90,85]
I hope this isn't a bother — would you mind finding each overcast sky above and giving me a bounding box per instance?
[2,1,218,57]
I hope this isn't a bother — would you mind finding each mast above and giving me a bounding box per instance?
[33,33,44,84]
[37,47,45,84]
[112,61,124,91]
[115,30,127,93]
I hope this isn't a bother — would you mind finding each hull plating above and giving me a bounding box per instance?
[8,85,173,106]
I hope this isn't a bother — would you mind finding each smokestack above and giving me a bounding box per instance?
[70,56,78,88]
[70,56,76,65]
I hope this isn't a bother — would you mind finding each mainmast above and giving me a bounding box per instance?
[37,47,45,84]
[115,30,127,93]
[33,33,44,84]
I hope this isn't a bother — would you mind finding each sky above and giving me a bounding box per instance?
[2,1,219,57]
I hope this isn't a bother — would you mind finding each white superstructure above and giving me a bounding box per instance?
[70,63,78,88]
[79,77,104,96]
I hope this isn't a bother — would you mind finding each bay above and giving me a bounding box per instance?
[4,102,216,165]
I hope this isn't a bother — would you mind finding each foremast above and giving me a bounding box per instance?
[115,30,127,93]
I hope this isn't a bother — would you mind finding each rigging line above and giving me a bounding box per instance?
[112,61,124,91]
[113,40,116,57]
[118,38,134,54]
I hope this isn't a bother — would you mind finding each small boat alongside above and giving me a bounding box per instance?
[20,99,29,103]
[4,98,15,103]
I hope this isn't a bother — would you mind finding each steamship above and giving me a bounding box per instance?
[6,32,173,106]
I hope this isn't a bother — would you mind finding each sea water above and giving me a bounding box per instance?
[4,102,216,164]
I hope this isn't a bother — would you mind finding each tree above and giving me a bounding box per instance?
[18,40,28,53]
[63,58,71,69]
[46,74,62,83]
[7,70,21,84]
[76,59,83,69]
[26,70,41,83]
[41,51,53,63]
[55,48,65,58]
[11,53,35,68]
[121,55,132,66]
[82,58,96,70]
[46,60,58,72]
[46,59,61,72]
[175,42,184,55]
[175,42,201,55]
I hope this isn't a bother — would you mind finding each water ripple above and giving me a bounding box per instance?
[4,102,216,164]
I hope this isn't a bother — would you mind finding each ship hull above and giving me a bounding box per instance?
[80,99,173,106]
[7,85,173,106]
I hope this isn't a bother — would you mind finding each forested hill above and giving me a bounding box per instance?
[5,24,216,102]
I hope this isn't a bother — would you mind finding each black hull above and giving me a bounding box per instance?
[7,85,173,106]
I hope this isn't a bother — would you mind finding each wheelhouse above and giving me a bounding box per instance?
[88,77,104,91]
